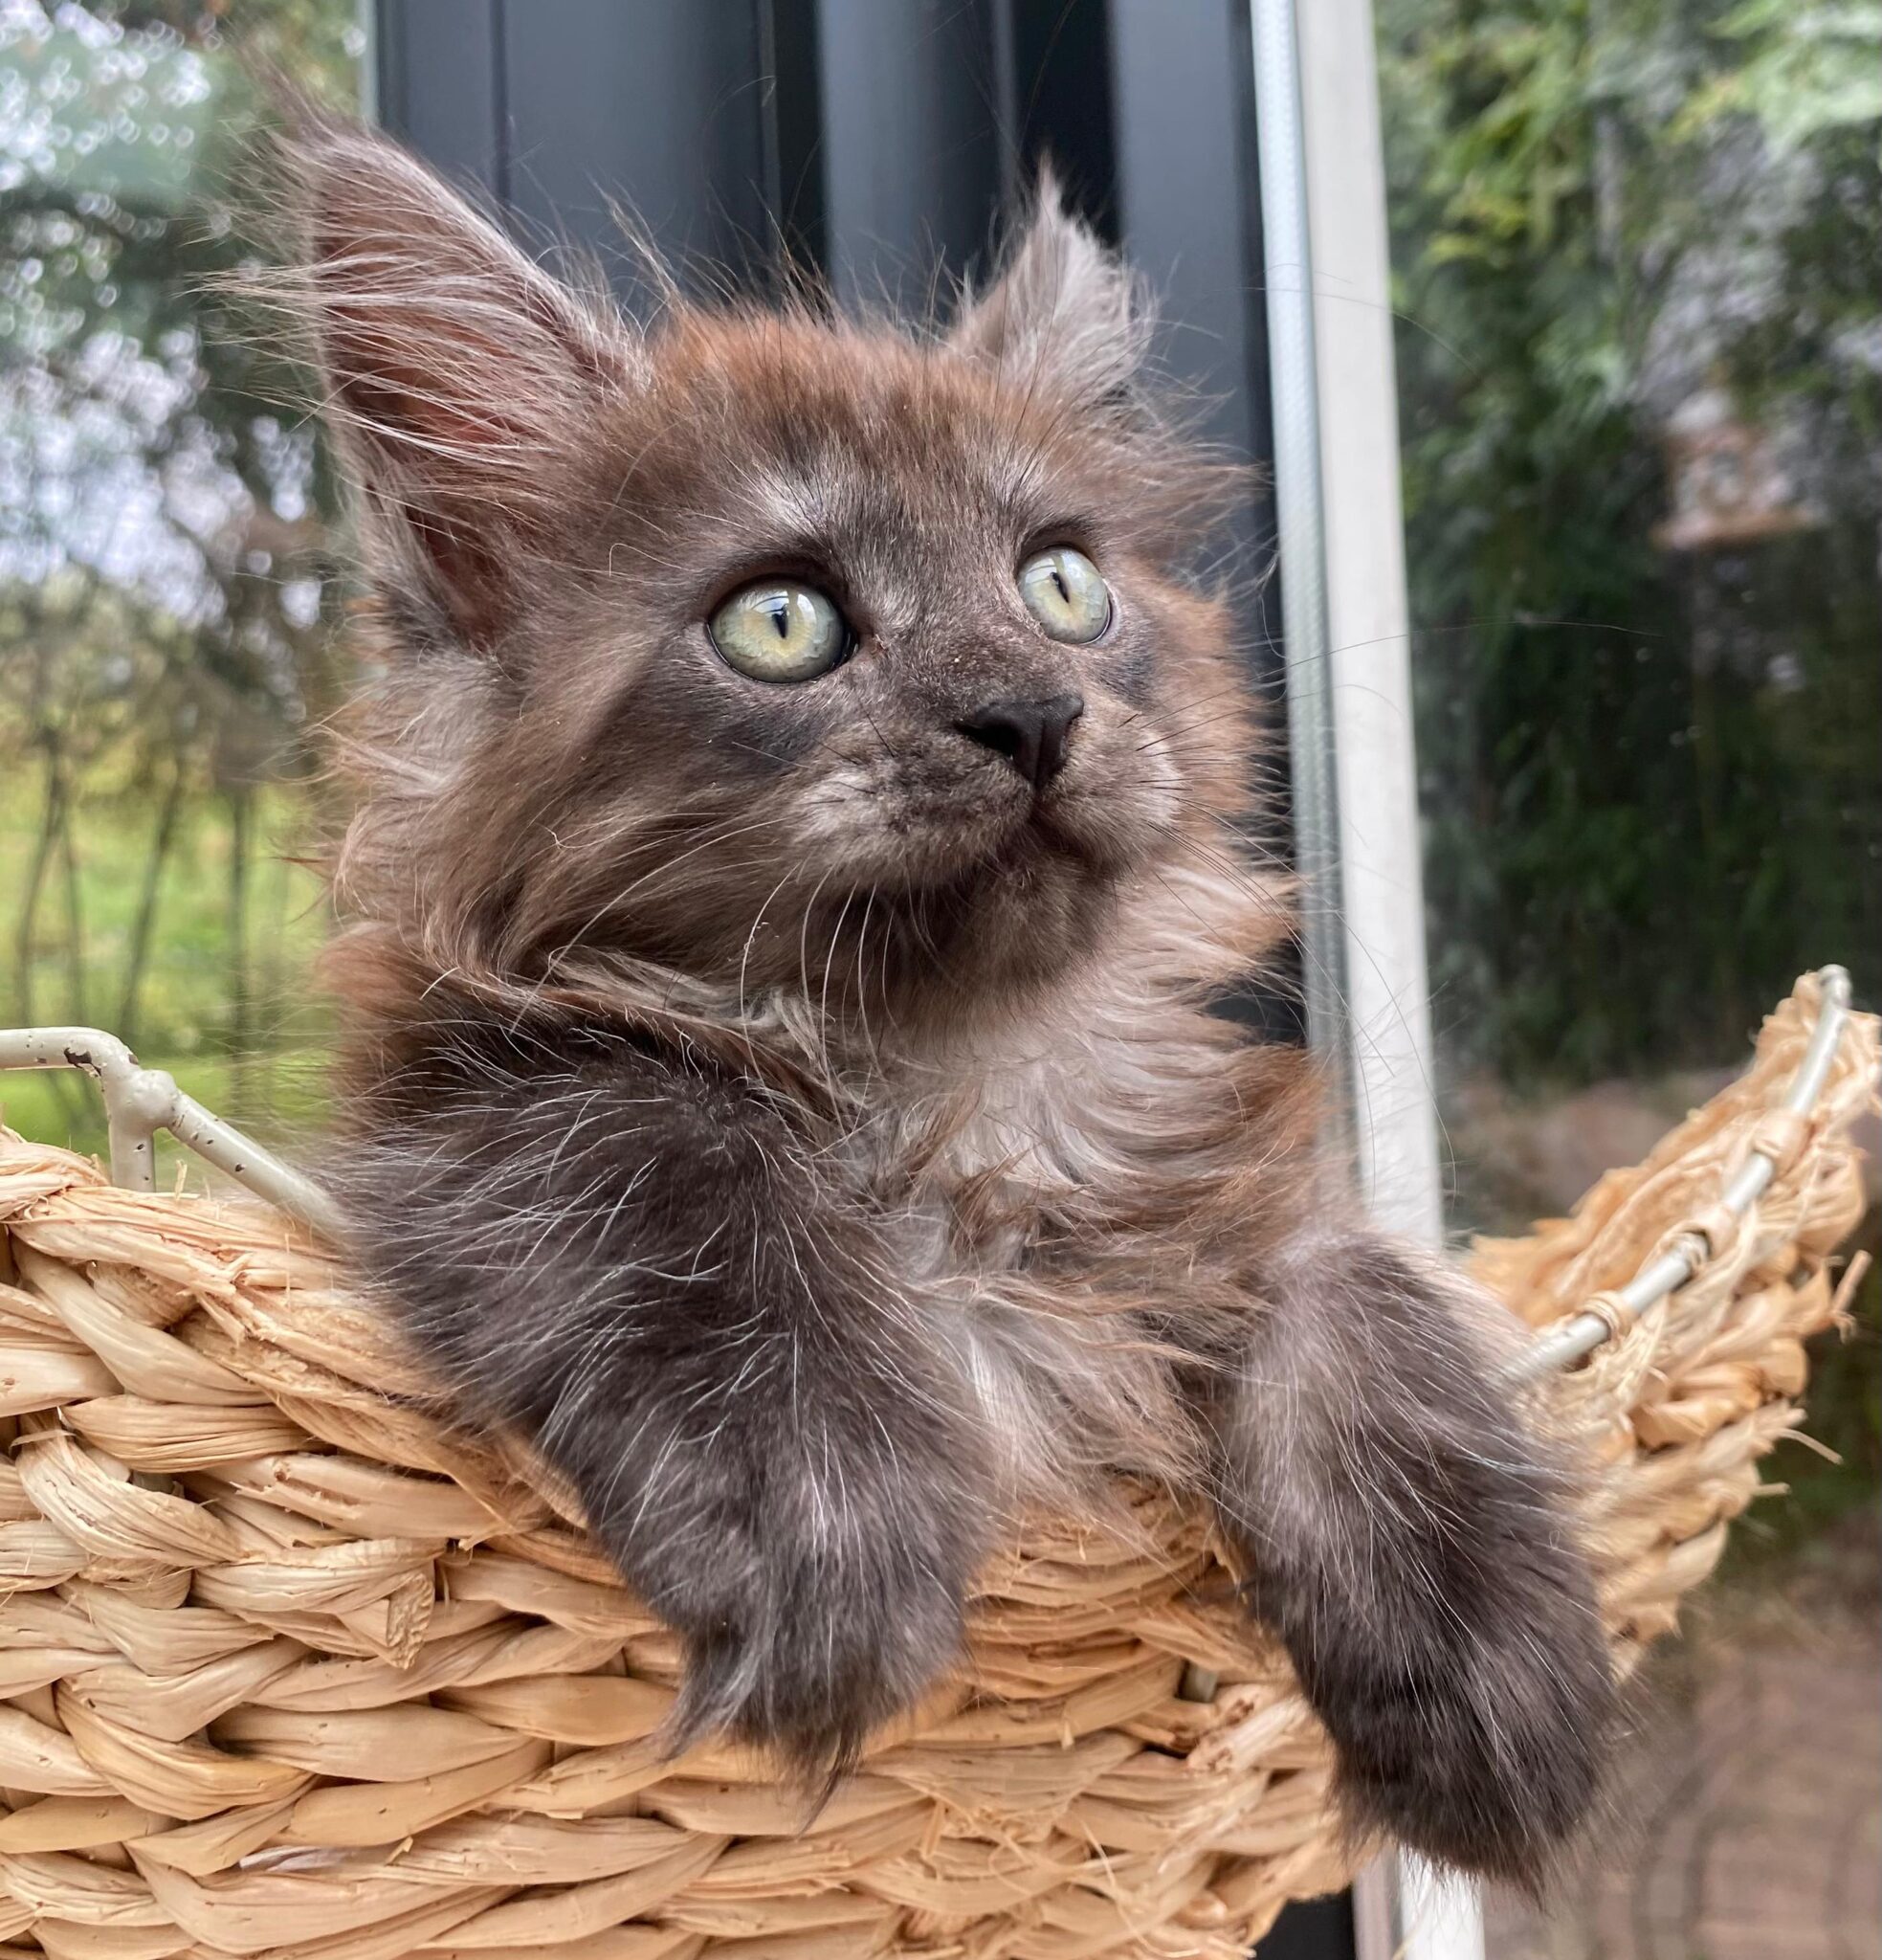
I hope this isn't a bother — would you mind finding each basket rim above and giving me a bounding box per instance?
[0,965,1859,1390]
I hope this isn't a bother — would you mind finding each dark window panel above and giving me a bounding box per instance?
[995,0,1118,239]
[811,0,1003,309]
[1257,1891,1360,1958]
[494,0,769,306]
[374,0,503,199]
[758,0,828,280]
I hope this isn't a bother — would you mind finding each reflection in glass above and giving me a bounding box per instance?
[1377,4,1879,1949]
[1,1,362,1152]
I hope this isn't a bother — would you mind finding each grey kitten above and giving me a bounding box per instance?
[278,112,1611,1880]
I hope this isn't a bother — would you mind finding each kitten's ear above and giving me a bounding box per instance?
[949,171,1151,408]
[275,113,636,646]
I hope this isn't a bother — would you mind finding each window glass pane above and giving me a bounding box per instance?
[1377,1,1880,1947]
[1,0,362,1161]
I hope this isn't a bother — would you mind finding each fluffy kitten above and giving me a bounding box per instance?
[279,115,1611,1881]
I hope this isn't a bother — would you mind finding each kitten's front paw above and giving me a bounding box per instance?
[662,1521,968,1780]
[1215,1237,1615,1882]
[1297,1511,1612,1882]
[571,1415,983,1782]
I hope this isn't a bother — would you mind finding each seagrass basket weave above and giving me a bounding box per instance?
[0,970,1872,1960]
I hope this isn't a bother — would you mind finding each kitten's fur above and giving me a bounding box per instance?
[280,115,1611,1882]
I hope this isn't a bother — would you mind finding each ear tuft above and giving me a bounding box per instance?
[264,110,636,643]
[949,169,1152,407]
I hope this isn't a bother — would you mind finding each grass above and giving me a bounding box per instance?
[2,763,335,1192]
[1,768,334,1153]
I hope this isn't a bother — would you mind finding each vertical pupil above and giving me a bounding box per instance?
[1052,568,1071,607]
[767,597,790,639]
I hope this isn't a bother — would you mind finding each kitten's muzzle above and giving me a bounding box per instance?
[955,694,1084,793]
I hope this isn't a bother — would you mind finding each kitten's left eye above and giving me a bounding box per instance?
[709,580,852,681]
[1017,546,1112,644]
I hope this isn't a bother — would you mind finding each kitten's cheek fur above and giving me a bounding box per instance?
[1207,1234,1615,1882]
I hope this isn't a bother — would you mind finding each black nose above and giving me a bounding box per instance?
[956,693,1085,791]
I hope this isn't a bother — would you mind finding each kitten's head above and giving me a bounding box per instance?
[282,119,1255,1022]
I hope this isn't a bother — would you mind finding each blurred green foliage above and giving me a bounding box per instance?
[1380,0,1880,1548]
[2,0,358,1147]
[1379,0,1882,1085]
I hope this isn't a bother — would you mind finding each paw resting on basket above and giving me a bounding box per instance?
[1208,1229,1614,1882]
[331,1031,996,1785]
[564,1404,986,1781]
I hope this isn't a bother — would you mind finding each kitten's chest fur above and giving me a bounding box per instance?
[803,997,1286,1498]
[840,991,1259,1280]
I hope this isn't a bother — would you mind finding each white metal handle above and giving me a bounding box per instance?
[0,1026,342,1239]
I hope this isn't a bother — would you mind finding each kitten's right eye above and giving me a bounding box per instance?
[709,580,852,682]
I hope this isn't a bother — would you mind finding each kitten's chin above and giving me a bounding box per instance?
[758,776,1174,1013]
[929,777,1164,889]
[875,830,1134,1010]
[1033,790,1163,880]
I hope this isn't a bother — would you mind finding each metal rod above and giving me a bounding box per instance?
[0,1026,343,1240]
[1249,0,1353,1121]
[1505,966,1855,1383]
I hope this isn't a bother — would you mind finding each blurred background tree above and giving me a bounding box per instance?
[1,0,360,1145]
[1379,0,1881,1088]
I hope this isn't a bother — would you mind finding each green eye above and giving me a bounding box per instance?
[1017,546,1112,644]
[709,580,852,681]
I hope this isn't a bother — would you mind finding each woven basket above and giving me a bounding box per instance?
[0,973,1872,1960]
